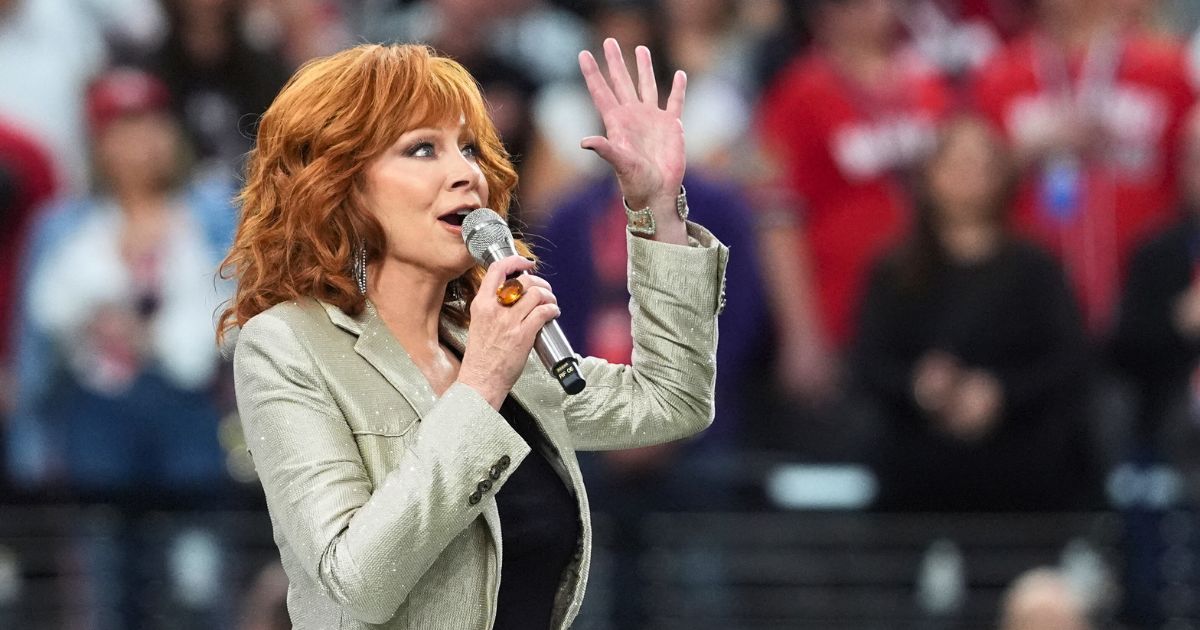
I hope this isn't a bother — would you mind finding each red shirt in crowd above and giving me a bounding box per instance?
[974,30,1195,332]
[757,50,952,348]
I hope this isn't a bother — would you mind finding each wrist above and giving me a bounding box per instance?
[624,186,688,242]
[455,374,505,410]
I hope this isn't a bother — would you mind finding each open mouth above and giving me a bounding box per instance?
[438,207,475,228]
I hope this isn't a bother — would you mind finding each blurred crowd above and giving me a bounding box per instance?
[6,0,1200,627]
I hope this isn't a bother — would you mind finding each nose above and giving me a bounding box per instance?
[447,151,483,192]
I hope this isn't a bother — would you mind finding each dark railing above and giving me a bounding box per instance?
[0,504,1187,629]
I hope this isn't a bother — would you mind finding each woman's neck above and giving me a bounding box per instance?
[825,38,891,90]
[368,260,452,360]
[937,218,1002,264]
[116,187,170,219]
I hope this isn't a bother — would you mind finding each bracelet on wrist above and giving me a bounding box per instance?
[623,186,688,237]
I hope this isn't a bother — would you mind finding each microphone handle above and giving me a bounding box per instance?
[534,320,585,395]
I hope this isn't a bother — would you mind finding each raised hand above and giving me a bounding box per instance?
[579,38,687,243]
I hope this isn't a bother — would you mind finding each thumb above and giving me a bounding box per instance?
[580,135,617,163]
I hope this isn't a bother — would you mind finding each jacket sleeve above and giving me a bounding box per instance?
[564,221,729,451]
[233,312,530,625]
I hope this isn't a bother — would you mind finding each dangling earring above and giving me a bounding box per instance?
[353,241,367,296]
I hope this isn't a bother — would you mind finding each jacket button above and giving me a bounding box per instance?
[488,466,502,480]
[468,491,482,506]
[498,455,511,469]
[477,479,494,493]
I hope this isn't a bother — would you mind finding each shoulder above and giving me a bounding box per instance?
[236,299,334,356]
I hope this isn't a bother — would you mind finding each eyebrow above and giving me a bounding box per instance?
[397,123,474,140]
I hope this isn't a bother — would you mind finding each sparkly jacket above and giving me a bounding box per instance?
[232,222,728,629]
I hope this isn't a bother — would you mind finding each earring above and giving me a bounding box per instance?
[353,241,367,296]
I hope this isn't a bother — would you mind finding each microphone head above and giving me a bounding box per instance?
[462,207,515,265]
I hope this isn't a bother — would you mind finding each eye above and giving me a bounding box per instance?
[461,142,479,158]
[405,141,435,158]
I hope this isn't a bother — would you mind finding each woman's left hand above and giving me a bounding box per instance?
[579,38,687,240]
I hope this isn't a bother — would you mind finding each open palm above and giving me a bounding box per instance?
[578,39,687,210]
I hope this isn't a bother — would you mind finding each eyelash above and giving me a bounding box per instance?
[405,140,480,158]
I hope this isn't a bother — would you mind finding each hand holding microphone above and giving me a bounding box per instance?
[458,208,586,401]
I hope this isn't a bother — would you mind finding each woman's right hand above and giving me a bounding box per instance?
[456,256,561,409]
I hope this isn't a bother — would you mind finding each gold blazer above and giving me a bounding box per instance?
[233,223,729,629]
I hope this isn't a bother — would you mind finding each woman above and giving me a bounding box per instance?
[218,40,727,629]
[21,67,228,495]
[852,117,1098,511]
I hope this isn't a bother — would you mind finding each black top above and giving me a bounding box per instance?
[1112,211,1200,438]
[852,240,1098,511]
[492,395,581,629]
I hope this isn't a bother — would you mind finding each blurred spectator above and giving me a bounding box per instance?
[9,68,230,495]
[972,0,1196,335]
[754,0,952,407]
[242,0,353,70]
[1113,106,1200,457]
[537,172,768,627]
[519,0,660,222]
[358,0,590,85]
[151,0,291,171]
[0,0,165,193]
[853,117,1099,511]
[658,0,760,171]
[999,567,1093,630]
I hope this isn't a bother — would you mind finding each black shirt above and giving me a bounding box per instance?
[492,395,581,629]
[853,240,1098,511]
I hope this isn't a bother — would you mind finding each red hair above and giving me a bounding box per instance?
[217,44,528,344]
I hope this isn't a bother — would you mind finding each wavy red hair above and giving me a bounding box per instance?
[217,44,529,344]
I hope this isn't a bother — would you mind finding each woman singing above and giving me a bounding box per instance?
[218,39,727,629]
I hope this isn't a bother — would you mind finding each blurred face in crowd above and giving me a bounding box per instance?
[362,117,488,280]
[434,0,504,23]
[926,120,1009,226]
[820,0,897,47]
[95,112,182,194]
[662,0,733,31]
[593,6,655,51]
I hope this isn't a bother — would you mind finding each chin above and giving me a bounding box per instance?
[442,253,477,279]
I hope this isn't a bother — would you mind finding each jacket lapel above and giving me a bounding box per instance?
[321,300,438,418]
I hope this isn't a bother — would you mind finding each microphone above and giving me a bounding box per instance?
[461,208,586,395]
